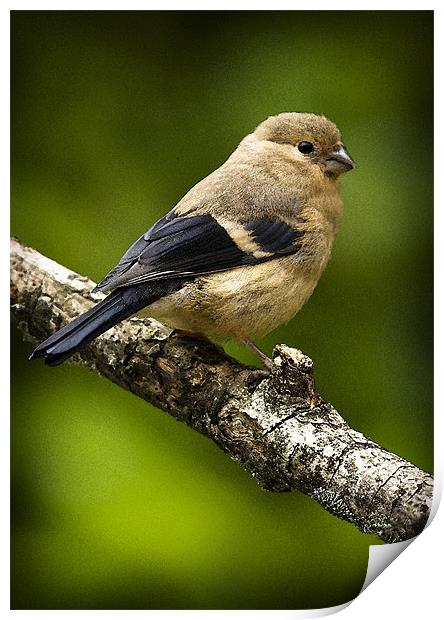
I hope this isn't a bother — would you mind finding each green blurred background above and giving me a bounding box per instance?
[11,10,433,610]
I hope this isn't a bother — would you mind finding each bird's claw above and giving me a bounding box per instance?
[246,368,271,391]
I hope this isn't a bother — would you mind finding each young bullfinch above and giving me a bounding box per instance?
[30,112,354,368]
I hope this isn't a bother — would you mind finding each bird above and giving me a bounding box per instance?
[30,112,354,369]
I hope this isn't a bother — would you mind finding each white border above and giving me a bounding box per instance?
[4,3,441,618]
[2,1,439,9]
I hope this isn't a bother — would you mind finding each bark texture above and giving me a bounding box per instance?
[10,237,433,543]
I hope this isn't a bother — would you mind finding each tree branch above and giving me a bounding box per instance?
[10,237,433,543]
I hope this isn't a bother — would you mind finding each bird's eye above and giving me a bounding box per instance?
[297,141,314,154]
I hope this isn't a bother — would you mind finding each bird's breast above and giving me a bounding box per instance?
[146,250,329,341]
[146,192,339,341]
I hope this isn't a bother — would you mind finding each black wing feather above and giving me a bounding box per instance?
[245,218,304,254]
[95,212,303,292]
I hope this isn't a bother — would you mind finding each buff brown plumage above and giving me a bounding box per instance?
[31,112,354,367]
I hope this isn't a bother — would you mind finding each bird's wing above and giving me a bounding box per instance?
[94,210,304,292]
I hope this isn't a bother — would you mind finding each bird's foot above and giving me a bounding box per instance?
[171,329,210,343]
[171,329,226,356]
[241,339,273,390]
[246,368,271,391]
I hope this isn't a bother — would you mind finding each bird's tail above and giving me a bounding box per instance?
[29,281,182,366]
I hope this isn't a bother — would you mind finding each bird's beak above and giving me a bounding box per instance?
[325,144,355,175]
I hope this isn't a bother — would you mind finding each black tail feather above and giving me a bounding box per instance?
[29,280,186,366]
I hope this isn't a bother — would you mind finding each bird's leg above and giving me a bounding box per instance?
[240,339,273,388]
[242,339,273,369]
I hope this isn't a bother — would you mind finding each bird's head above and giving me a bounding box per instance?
[253,112,355,178]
